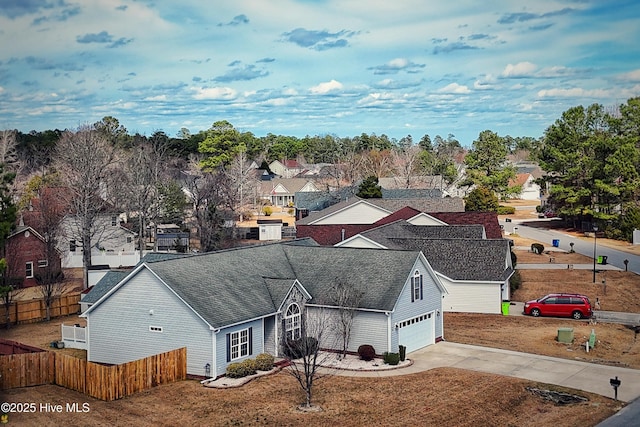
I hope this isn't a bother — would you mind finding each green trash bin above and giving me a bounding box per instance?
[501,301,510,316]
[597,255,604,264]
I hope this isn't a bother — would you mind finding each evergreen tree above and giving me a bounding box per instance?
[356,176,382,199]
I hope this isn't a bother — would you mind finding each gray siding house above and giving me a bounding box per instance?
[81,242,445,378]
[336,220,514,314]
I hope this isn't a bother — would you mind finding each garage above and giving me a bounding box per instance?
[397,312,435,353]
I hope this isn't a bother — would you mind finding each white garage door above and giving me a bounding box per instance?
[398,312,435,353]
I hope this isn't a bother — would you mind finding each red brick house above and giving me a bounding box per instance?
[3,225,62,288]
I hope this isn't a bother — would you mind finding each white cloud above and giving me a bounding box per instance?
[192,87,237,100]
[617,69,640,82]
[537,87,611,98]
[309,79,343,94]
[502,62,538,78]
[145,95,167,101]
[438,83,471,94]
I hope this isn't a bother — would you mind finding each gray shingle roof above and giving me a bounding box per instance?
[383,238,513,282]
[283,245,420,311]
[360,221,486,245]
[82,270,130,304]
[91,242,423,329]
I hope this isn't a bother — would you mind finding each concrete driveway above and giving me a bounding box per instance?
[408,341,640,403]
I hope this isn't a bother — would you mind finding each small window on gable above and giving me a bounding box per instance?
[411,270,423,302]
[26,262,34,278]
[69,240,77,252]
[111,216,118,226]
[149,326,163,332]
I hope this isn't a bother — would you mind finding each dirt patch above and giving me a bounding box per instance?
[1,368,620,426]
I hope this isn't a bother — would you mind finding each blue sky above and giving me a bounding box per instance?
[1,0,639,145]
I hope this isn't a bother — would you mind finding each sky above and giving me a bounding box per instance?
[1,0,639,146]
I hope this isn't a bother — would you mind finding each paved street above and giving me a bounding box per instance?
[501,219,640,275]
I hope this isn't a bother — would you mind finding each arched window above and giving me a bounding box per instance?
[285,303,301,339]
[411,270,423,302]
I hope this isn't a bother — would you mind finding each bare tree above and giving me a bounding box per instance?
[53,126,119,288]
[31,186,66,321]
[0,129,18,168]
[283,308,336,409]
[182,159,233,252]
[391,146,423,189]
[328,281,364,359]
[222,146,258,222]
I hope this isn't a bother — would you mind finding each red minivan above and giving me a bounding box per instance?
[524,293,592,319]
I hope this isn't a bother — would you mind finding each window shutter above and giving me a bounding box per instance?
[420,275,423,300]
[248,327,253,355]
[410,277,415,302]
[226,333,231,362]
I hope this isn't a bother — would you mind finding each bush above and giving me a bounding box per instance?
[497,205,516,215]
[509,270,522,294]
[357,344,376,361]
[242,358,257,375]
[255,353,275,371]
[531,243,545,254]
[383,352,400,365]
[283,336,319,359]
[262,206,273,216]
[226,358,259,378]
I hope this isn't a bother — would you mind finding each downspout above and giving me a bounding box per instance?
[386,312,392,353]
[212,328,220,378]
[341,228,345,241]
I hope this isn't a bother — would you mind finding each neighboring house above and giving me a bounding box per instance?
[81,242,446,378]
[60,213,139,269]
[378,176,447,191]
[269,159,304,178]
[154,224,190,252]
[295,199,499,246]
[260,178,320,207]
[3,225,62,288]
[336,220,513,314]
[509,173,541,201]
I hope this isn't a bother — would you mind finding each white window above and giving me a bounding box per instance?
[111,216,118,226]
[26,262,34,278]
[411,270,423,302]
[38,259,48,268]
[149,326,163,332]
[228,328,251,361]
[285,303,301,339]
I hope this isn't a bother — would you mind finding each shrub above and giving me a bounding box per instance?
[255,353,275,371]
[241,358,257,376]
[357,344,376,361]
[283,336,319,359]
[262,206,273,216]
[531,243,545,254]
[226,362,246,378]
[383,352,400,365]
[497,205,516,215]
[509,270,522,294]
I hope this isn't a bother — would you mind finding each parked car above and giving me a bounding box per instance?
[523,293,593,319]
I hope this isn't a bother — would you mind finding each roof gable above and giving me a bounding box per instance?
[407,213,448,225]
[308,200,392,225]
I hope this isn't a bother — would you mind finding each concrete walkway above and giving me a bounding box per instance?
[330,341,640,403]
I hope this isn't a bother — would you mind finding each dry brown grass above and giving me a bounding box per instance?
[1,368,621,427]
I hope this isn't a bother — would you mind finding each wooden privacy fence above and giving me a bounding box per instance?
[0,293,81,326]
[1,345,187,401]
[55,347,187,401]
[0,351,55,389]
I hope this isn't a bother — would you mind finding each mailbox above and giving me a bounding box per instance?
[610,377,621,387]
